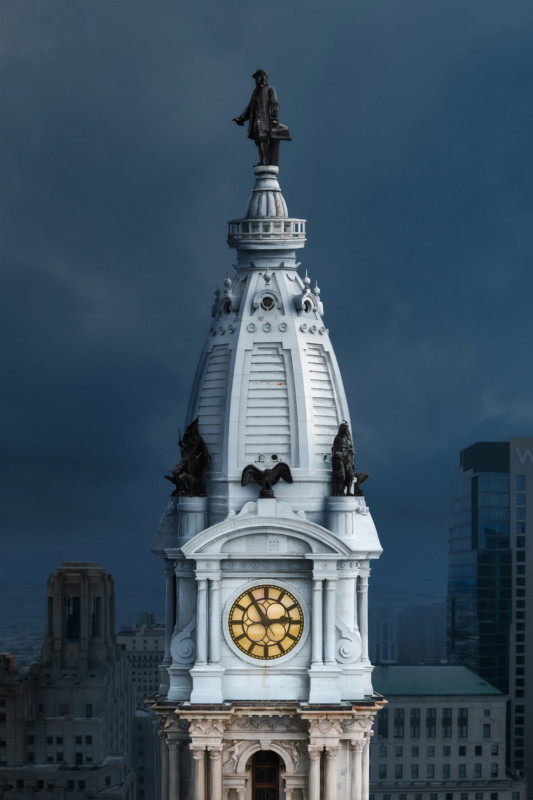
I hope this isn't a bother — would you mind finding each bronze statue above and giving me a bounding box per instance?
[233,69,291,167]
[331,421,355,496]
[241,461,293,498]
[165,418,208,497]
[354,471,369,497]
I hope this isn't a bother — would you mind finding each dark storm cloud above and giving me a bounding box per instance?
[1,0,533,596]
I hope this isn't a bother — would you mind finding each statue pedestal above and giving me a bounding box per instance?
[178,496,209,542]
[326,496,357,538]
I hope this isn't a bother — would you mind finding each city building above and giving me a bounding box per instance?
[118,614,164,800]
[149,158,384,799]
[370,666,526,800]
[447,439,533,785]
[370,600,447,667]
[0,562,136,799]
[397,604,446,666]
[118,613,165,707]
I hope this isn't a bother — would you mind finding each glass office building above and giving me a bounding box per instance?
[447,439,533,784]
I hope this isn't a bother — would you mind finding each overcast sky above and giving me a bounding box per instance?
[1,1,533,608]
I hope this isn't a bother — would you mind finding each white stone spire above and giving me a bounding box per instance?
[185,165,352,526]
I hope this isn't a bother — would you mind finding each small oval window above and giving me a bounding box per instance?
[261,296,275,311]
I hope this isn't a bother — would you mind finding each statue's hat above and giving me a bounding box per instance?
[252,69,269,80]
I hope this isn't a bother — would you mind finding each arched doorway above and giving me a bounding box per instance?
[251,750,280,800]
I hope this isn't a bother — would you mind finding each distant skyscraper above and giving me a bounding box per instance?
[447,438,533,785]
[0,562,135,799]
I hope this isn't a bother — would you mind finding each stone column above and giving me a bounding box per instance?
[160,733,169,800]
[191,746,206,800]
[208,745,224,800]
[308,745,322,800]
[168,741,179,799]
[196,578,208,664]
[357,572,369,662]
[165,561,176,660]
[325,745,340,800]
[350,740,364,800]
[209,579,221,664]
[311,580,324,665]
[362,733,372,800]
[324,579,337,664]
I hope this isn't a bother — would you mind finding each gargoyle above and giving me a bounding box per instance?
[241,461,293,498]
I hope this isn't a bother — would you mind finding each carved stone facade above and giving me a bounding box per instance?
[150,164,383,798]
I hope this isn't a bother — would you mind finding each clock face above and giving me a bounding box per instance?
[228,585,304,661]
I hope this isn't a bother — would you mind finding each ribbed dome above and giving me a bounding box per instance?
[244,165,288,218]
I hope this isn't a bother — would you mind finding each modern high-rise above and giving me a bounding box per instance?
[0,562,136,799]
[447,439,533,788]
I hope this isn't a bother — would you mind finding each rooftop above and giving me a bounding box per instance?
[372,666,501,697]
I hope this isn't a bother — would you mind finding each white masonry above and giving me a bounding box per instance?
[151,165,384,800]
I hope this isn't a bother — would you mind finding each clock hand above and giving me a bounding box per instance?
[249,595,269,627]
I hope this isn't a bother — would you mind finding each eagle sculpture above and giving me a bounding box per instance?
[240,461,293,498]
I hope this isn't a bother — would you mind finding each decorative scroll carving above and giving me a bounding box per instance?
[335,622,362,664]
[189,719,227,738]
[170,614,196,665]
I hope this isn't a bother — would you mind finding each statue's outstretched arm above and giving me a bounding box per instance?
[233,103,251,125]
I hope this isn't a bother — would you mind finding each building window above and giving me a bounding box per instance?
[476,795,483,800]
[430,794,438,800]
[85,735,92,744]
[379,765,386,780]
[443,764,450,779]
[58,704,69,716]
[461,795,468,800]
[459,745,466,756]
[517,508,526,520]
[483,724,491,738]
[65,595,81,642]
[458,764,466,778]
[427,764,435,779]
[458,708,468,738]
[379,744,387,757]
[377,708,389,738]
[516,475,526,490]
[443,746,451,757]
[78,782,85,791]
[410,708,421,738]
[67,782,75,791]
[474,764,482,778]
[442,708,452,738]
[394,708,405,738]
[76,736,82,745]
[411,764,419,779]
[395,765,403,779]
[426,708,436,738]
[56,752,63,762]
[412,746,419,757]
[85,704,93,718]
[491,764,498,778]
[75,753,82,765]
[395,746,403,757]
[516,493,526,505]
[427,746,435,756]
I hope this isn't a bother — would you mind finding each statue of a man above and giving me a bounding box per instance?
[233,69,290,166]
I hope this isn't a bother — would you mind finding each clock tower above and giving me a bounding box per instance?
[150,161,384,800]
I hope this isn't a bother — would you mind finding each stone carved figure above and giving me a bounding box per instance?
[233,69,291,167]
[331,421,355,496]
[241,461,293,498]
[165,417,208,497]
[225,740,242,771]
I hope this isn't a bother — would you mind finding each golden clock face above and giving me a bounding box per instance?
[228,585,304,660]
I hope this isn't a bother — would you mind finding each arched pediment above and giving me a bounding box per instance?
[179,500,352,559]
[236,741,295,775]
